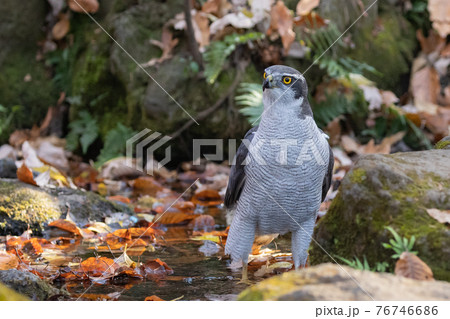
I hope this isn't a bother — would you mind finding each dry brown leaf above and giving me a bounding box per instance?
[155,212,197,225]
[419,112,449,140]
[268,1,296,54]
[294,11,327,28]
[68,0,99,14]
[426,208,450,224]
[191,189,222,206]
[49,219,82,236]
[341,132,405,155]
[131,176,163,196]
[22,238,44,256]
[80,257,118,277]
[17,163,37,186]
[0,251,19,270]
[428,0,450,38]
[411,65,441,112]
[143,27,179,67]
[193,11,210,49]
[395,252,434,281]
[380,90,399,106]
[145,295,165,301]
[52,15,70,40]
[296,0,320,16]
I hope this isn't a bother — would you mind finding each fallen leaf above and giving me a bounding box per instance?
[114,245,136,268]
[145,295,165,301]
[107,195,131,204]
[360,85,383,111]
[22,238,44,256]
[380,90,399,106]
[155,212,197,225]
[268,1,296,54]
[193,11,210,49]
[49,219,82,236]
[80,257,118,277]
[296,0,320,16]
[410,64,440,113]
[428,0,450,38]
[142,27,179,67]
[426,208,450,224]
[17,163,37,186]
[294,11,327,28]
[191,189,222,206]
[52,14,70,40]
[395,252,434,281]
[137,258,173,279]
[0,251,19,270]
[131,176,163,196]
[68,0,99,13]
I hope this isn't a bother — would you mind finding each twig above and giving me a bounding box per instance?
[184,0,204,70]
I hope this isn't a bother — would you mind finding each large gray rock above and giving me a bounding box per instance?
[239,263,450,301]
[310,150,450,281]
[0,269,67,301]
[0,179,133,235]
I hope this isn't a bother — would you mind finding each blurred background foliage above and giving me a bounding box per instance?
[0,0,448,165]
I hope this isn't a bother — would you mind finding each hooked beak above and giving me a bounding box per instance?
[263,74,275,90]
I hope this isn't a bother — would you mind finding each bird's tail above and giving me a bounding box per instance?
[225,212,255,264]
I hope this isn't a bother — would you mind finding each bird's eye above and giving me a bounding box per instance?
[283,76,292,84]
[263,72,267,79]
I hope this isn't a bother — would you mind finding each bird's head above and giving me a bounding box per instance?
[262,65,311,116]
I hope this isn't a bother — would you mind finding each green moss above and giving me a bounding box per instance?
[349,168,367,184]
[0,180,61,235]
[310,153,450,281]
[0,283,29,301]
[347,10,416,93]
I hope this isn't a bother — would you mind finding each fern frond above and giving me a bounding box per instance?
[235,82,264,125]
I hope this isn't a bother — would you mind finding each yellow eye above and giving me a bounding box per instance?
[263,72,267,79]
[283,76,292,84]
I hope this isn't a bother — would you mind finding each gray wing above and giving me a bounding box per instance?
[224,125,258,208]
[321,144,334,202]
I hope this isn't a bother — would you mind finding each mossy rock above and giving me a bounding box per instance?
[0,0,57,142]
[0,179,133,236]
[0,282,29,301]
[310,150,450,281]
[0,269,67,301]
[239,263,450,301]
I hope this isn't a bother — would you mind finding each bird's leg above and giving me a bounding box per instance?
[238,256,251,285]
[292,217,316,269]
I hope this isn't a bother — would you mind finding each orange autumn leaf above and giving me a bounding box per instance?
[22,238,44,256]
[128,227,164,238]
[80,257,118,277]
[0,251,19,270]
[6,236,25,250]
[175,201,196,213]
[17,163,37,186]
[191,189,222,206]
[49,219,82,236]
[155,212,197,225]
[145,295,165,301]
[131,176,163,195]
[109,229,132,240]
[107,195,131,204]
